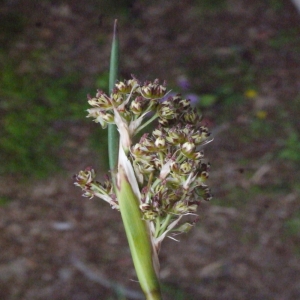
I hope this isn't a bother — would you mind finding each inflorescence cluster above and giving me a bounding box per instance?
[74,76,212,241]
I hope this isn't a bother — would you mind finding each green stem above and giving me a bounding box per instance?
[135,113,159,135]
[117,166,162,300]
[108,19,120,181]
[158,214,172,238]
[155,217,161,238]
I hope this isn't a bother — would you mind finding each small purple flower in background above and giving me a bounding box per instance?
[176,76,201,107]
[177,75,191,91]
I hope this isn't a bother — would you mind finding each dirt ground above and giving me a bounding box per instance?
[1,1,300,299]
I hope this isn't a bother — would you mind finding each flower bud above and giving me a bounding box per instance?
[184,111,197,123]
[172,201,189,214]
[155,136,166,149]
[158,117,169,127]
[130,97,143,114]
[102,112,114,123]
[111,93,124,106]
[193,151,204,160]
[140,203,151,211]
[131,143,146,156]
[200,171,209,180]
[192,131,204,145]
[115,81,127,92]
[88,92,112,109]
[179,98,191,108]
[181,141,196,157]
[152,128,163,138]
[115,79,139,94]
[166,128,185,145]
[141,79,167,99]
[136,162,155,175]
[87,109,114,128]
[180,162,192,173]
[170,161,180,173]
[159,106,177,120]
[141,138,156,152]
[74,167,95,187]
[153,159,162,169]
[143,210,158,221]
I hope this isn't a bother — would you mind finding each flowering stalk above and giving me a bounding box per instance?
[74,21,212,300]
[109,21,161,299]
[117,160,161,299]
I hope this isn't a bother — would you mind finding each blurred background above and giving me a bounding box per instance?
[0,0,300,299]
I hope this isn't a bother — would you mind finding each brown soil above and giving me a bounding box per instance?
[1,1,300,299]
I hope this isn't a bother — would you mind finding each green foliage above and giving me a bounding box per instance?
[268,0,285,12]
[211,186,251,208]
[285,214,300,237]
[161,283,191,300]
[0,11,24,49]
[0,56,89,177]
[284,211,300,255]
[250,117,273,138]
[0,196,11,206]
[188,47,254,114]
[268,28,300,50]
[279,130,300,163]
[199,94,217,107]
[96,72,110,91]
[89,129,109,170]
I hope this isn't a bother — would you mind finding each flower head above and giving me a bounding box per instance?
[74,167,118,209]
[75,77,213,247]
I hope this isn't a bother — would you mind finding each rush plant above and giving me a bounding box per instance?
[74,20,212,300]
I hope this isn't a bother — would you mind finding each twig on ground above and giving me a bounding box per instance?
[71,256,143,299]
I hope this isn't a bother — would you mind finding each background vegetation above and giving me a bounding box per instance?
[0,0,299,299]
